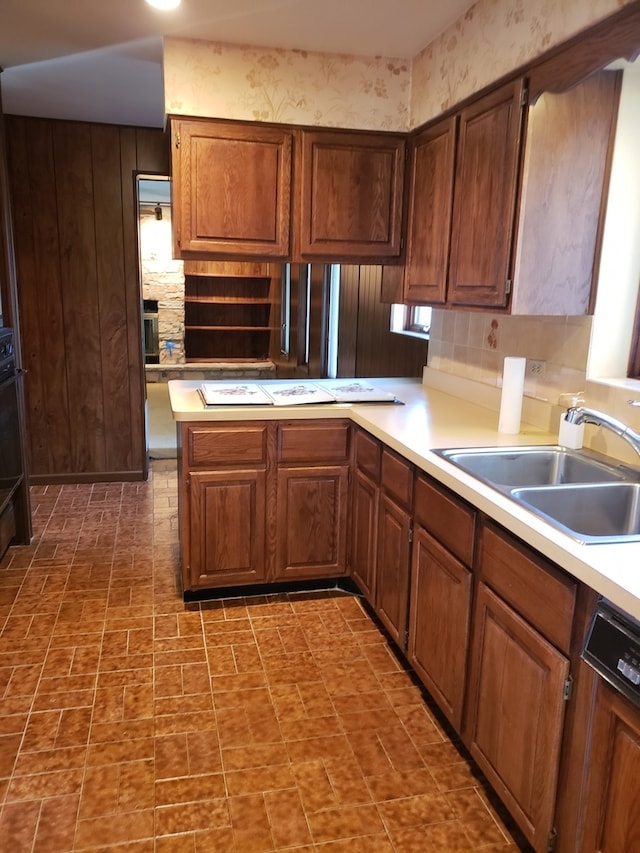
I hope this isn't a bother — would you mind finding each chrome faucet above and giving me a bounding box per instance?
[565,406,640,458]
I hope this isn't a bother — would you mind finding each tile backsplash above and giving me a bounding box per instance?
[427,308,640,464]
[427,310,591,404]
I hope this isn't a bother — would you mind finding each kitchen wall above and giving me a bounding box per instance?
[164,40,410,131]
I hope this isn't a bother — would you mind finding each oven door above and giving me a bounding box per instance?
[0,371,23,507]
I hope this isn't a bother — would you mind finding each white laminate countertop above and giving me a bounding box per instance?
[168,377,640,621]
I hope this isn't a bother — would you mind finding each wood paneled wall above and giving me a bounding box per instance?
[338,265,428,378]
[6,115,169,482]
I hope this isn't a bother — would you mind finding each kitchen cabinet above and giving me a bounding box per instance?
[182,260,281,362]
[171,118,293,259]
[275,419,350,580]
[180,423,270,589]
[375,448,413,647]
[297,129,406,261]
[579,676,640,852]
[465,521,577,852]
[384,69,620,315]
[407,473,475,730]
[178,418,350,592]
[446,79,525,308]
[400,118,457,304]
[350,428,382,602]
[171,117,406,263]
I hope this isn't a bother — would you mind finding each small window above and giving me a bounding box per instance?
[390,304,431,339]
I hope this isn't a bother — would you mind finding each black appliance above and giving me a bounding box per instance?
[583,597,640,709]
[0,327,23,511]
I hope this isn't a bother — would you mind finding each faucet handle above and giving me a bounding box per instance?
[628,399,640,407]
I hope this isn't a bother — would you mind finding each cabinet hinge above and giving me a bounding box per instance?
[402,629,409,650]
[562,676,573,701]
[547,826,558,853]
[520,87,529,107]
[175,132,181,149]
[408,523,413,544]
[505,278,512,295]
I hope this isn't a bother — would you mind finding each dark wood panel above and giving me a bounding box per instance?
[121,128,146,476]
[6,115,169,481]
[53,121,106,475]
[8,117,72,475]
[92,124,132,472]
[337,265,428,378]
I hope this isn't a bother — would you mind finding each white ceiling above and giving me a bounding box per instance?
[0,0,476,128]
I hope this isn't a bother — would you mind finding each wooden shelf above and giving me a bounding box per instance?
[183,266,281,361]
[185,296,273,305]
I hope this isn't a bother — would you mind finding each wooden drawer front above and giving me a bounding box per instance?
[381,449,413,509]
[413,474,475,567]
[278,421,350,463]
[354,428,381,482]
[187,425,267,467]
[479,521,576,653]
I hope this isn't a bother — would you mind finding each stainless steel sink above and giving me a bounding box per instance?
[511,482,640,544]
[434,445,640,544]
[436,446,630,488]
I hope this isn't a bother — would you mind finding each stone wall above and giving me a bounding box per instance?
[139,208,186,365]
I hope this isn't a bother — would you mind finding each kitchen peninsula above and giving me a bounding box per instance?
[169,375,640,619]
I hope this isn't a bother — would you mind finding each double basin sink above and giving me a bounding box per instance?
[434,446,640,544]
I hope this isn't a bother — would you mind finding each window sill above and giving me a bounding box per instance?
[391,329,430,342]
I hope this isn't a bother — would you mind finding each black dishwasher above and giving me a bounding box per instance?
[583,597,640,709]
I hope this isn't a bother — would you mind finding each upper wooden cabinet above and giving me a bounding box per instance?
[170,118,406,263]
[388,69,620,315]
[297,129,406,261]
[402,118,456,304]
[447,79,525,309]
[171,118,293,259]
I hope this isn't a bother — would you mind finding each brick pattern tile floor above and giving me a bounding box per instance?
[0,460,530,851]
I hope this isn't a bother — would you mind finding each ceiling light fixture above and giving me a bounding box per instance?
[145,0,181,11]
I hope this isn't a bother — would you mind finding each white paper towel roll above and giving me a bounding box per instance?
[498,357,526,434]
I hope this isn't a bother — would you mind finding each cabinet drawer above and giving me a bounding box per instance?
[278,421,350,463]
[186,424,268,467]
[353,428,381,482]
[414,474,475,567]
[479,521,576,653]
[381,449,413,509]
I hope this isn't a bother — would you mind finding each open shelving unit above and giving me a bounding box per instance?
[183,261,281,362]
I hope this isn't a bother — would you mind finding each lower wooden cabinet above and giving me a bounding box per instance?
[189,469,267,588]
[466,581,570,852]
[408,525,472,730]
[179,418,349,592]
[275,464,349,580]
[580,679,640,852]
[350,468,379,601]
[375,492,412,647]
[375,449,413,647]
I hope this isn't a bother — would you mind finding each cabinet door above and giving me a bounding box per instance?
[275,465,349,580]
[350,469,379,603]
[408,526,472,730]
[466,582,570,852]
[447,80,525,308]
[171,119,292,258]
[375,494,411,648]
[188,469,267,589]
[298,130,405,259]
[581,680,640,853]
[404,117,456,304]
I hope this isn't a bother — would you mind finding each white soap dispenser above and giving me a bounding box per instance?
[558,393,585,449]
